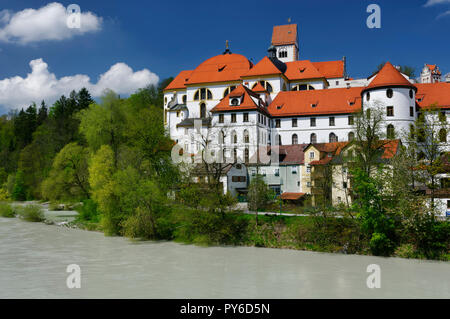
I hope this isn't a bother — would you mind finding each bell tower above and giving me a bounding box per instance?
[271,23,299,63]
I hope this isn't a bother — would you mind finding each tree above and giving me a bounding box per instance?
[353,104,390,177]
[78,90,127,167]
[11,170,27,201]
[406,105,449,208]
[248,175,274,225]
[41,143,90,201]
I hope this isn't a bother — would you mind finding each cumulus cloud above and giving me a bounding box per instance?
[0,2,102,44]
[0,59,159,111]
[424,0,450,6]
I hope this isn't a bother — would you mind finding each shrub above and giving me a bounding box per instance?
[75,199,100,223]
[0,203,15,218]
[16,205,44,222]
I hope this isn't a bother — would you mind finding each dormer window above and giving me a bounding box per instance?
[218,65,226,72]
[230,97,241,106]
[311,103,317,108]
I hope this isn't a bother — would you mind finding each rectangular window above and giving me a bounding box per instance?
[447,200,450,209]
[387,106,394,117]
[276,119,281,128]
[231,113,237,123]
[291,167,298,174]
[310,152,315,159]
[292,118,298,127]
[410,107,414,117]
[348,115,354,125]
[310,118,316,127]
[307,165,311,173]
[274,168,280,177]
[219,114,224,123]
[243,113,249,122]
[343,182,348,189]
[329,117,335,126]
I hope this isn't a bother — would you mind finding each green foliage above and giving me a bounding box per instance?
[75,199,100,223]
[41,142,90,201]
[247,175,274,211]
[0,202,15,217]
[352,168,397,256]
[16,204,44,222]
[406,213,450,259]
[11,170,27,201]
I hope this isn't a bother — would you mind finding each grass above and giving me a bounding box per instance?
[16,204,44,222]
[0,202,15,218]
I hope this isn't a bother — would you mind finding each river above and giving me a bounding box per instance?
[0,217,449,299]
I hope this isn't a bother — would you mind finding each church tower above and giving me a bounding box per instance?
[271,23,299,63]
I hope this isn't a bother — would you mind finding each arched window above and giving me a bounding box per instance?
[244,148,249,163]
[223,86,236,98]
[194,88,213,101]
[409,89,414,99]
[232,131,237,144]
[200,103,206,118]
[278,48,287,58]
[219,130,225,144]
[233,148,237,163]
[310,133,317,144]
[292,84,315,91]
[348,132,355,141]
[252,81,273,93]
[439,128,447,143]
[329,133,338,143]
[366,92,370,102]
[292,134,298,145]
[274,134,282,146]
[386,88,393,98]
[182,95,187,104]
[244,130,249,143]
[282,83,287,91]
[387,124,395,139]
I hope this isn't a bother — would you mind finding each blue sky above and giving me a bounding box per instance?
[0,0,449,113]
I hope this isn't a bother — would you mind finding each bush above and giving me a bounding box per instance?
[16,205,44,222]
[0,203,15,218]
[75,199,100,222]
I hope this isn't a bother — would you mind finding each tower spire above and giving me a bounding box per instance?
[223,40,231,54]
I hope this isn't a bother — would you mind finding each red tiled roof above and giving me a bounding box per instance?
[268,87,362,117]
[272,24,297,46]
[284,60,324,81]
[312,60,345,79]
[281,192,305,200]
[242,56,283,77]
[365,62,415,91]
[164,70,193,91]
[415,82,450,109]
[210,84,268,114]
[185,53,253,85]
[252,82,267,93]
[381,140,400,159]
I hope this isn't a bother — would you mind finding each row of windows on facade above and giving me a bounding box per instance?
[275,116,354,128]
[167,85,417,108]
[164,81,321,107]
[365,88,415,102]
[218,112,268,125]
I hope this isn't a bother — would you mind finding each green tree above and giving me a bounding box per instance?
[11,170,27,201]
[248,175,274,225]
[41,143,90,201]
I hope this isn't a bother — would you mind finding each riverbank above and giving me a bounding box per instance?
[2,201,449,261]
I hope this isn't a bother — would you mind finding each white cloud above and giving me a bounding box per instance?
[424,0,450,6]
[0,2,102,44]
[437,9,450,18]
[0,58,159,111]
